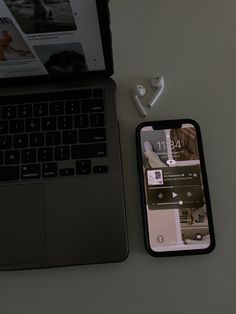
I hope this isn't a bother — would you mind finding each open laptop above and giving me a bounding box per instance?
[0,0,128,270]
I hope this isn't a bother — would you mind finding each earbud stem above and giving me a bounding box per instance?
[133,96,147,117]
[147,81,164,107]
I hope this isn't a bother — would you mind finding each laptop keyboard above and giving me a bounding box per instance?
[0,88,108,182]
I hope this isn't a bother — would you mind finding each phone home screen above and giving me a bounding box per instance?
[139,122,214,253]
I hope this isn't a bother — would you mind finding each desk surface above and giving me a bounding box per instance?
[1,1,236,313]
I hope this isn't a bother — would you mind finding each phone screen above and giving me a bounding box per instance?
[137,120,215,255]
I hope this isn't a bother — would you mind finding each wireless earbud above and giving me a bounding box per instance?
[133,85,147,117]
[147,76,165,107]
[132,75,165,117]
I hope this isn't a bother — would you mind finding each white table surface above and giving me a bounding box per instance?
[1,1,236,313]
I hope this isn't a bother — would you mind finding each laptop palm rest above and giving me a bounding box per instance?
[0,184,46,267]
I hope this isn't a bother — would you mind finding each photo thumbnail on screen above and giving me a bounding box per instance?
[3,0,77,34]
[0,17,34,62]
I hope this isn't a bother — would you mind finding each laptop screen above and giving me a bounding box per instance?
[0,0,110,80]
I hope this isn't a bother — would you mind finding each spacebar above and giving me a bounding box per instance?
[71,143,107,159]
[0,166,20,181]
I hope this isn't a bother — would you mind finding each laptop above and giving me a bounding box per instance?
[0,0,128,270]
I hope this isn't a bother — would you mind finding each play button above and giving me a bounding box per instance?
[172,192,178,198]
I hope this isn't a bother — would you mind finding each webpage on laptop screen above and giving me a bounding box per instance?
[0,0,105,79]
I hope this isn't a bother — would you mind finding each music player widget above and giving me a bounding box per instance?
[146,165,204,210]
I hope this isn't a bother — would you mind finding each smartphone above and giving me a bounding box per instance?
[136,119,215,256]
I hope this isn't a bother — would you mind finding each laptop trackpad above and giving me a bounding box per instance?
[0,184,46,267]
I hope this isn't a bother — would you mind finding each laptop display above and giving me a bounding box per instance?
[0,0,107,79]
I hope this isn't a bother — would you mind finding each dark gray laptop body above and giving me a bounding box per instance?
[0,0,128,270]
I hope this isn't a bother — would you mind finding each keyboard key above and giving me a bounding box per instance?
[90,113,105,127]
[42,163,58,178]
[18,104,32,118]
[71,143,107,159]
[76,160,91,175]
[34,103,48,116]
[9,119,24,133]
[5,150,20,165]
[30,133,44,147]
[50,101,64,115]
[0,135,12,149]
[21,164,40,179]
[93,88,103,98]
[46,132,61,146]
[42,117,57,131]
[81,99,104,113]
[2,105,17,119]
[58,116,73,130]
[13,134,28,148]
[62,130,77,145]
[21,149,37,163]
[38,147,53,162]
[0,166,19,181]
[76,89,92,99]
[65,100,80,114]
[59,168,75,177]
[93,165,108,174]
[55,146,70,161]
[0,121,8,134]
[74,114,89,128]
[26,118,40,132]
[79,128,106,143]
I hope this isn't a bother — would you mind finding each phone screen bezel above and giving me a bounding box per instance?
[136,119,215,256]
